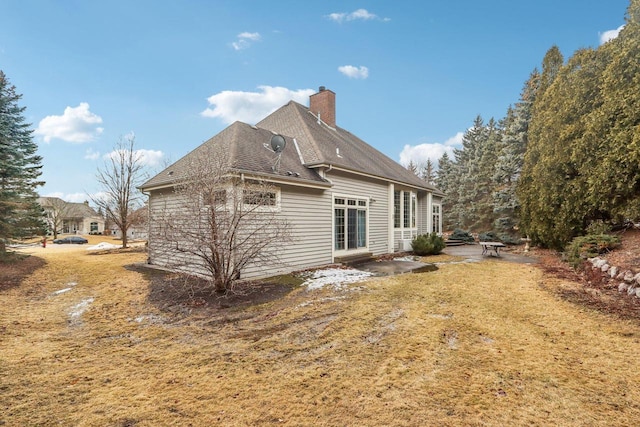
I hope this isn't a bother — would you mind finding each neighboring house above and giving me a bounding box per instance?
[106,205,148,240]
[38,197,105,235]
[141,87,444,280]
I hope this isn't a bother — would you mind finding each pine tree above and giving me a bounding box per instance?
[0,71,45,255]
[449,115,500,231]
[436,152,457,230]
[493,70,540,237]
[420,159,435,184]
[406,160,418,176]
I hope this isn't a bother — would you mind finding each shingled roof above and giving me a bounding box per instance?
[142,88,443,195]
[257,100,441,193]
[140,122,329,190]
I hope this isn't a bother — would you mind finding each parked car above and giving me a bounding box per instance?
[53,236,88,244]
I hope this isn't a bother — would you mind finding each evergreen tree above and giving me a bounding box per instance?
[582,2,640,222]
[0,71,45,255]
[518,4,640,249]
[436,152,457,230]
[493,70,540,237]
[539,45,564,94]
[420,159,435,185]
[406,159,418,176]
[449,115,500,231]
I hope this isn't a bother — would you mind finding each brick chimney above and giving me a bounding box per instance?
[309,86,336,128]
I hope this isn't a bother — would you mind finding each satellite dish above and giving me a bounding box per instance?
[270,134,286,153]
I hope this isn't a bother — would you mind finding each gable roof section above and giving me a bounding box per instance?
[140,121,329,191]
[37,197,101,218]
[257,101,442,193]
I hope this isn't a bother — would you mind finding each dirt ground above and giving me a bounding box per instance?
[528,229,640,323]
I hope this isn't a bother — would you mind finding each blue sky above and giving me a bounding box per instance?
[0,0,629,202]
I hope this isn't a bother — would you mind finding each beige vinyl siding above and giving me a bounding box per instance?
[418,192,430,235]
[147,188,199,275]
[242,185,332,278]
[327,170,389,256]
[148,185,333,281]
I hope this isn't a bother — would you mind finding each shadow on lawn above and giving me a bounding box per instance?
[127,264,300,319]
[0,254,47,292]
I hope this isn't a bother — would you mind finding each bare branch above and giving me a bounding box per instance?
[150,152,292,293]
[92,135,146,248]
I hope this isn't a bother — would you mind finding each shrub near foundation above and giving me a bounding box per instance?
[411,233,445,256]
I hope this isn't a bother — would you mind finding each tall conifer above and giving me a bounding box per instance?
[0,71,45,254]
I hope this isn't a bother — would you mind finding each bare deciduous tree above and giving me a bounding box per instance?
[150,153,291,293]
[93,135,145,248]
[44,197,70,239]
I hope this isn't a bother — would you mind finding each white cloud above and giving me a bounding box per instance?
[103,148,164,167]
[338,65,369,79]
[398,132,464,167]
[35,103,104,143]
[201,85,315,124]
[84,148,100,160]
[231,32,261,50]
[444,132,464,146]
[135,149,164,167]
[327,9,390,23]
[599,25,624,45]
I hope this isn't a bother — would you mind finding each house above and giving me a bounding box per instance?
[105,205,148,240]
[140,87,444,279]
[38,197,105,235]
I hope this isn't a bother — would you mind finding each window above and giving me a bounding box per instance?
[432,204,441,234]
[243,189,277,207]
[394,191,401,228]
[395,190,417,230]
[335,208,345,250]
[204,189,227,206]
[90,222,99,233]
[334,196,367,251]
[411,194,417,228]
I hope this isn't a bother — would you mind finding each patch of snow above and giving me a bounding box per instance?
[132,314,166,324]
[69,297,94,318]
[393,256,419,262]
[86,242,121,251]
[52,282,78,296]
[302,267,373,290]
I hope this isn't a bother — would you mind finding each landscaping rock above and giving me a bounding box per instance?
[636,287,640,298]
[634,273,640,285]
[619,282,629,293]
[593,258,607,269]
[627,285,636,296]
[601,264,610,273]
[609,266,618,278]
[624,271,635,282]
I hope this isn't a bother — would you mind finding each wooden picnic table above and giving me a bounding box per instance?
[479,241,506,257]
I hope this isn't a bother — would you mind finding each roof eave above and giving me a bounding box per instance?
[306,162,442,193]
[139,169,331,193]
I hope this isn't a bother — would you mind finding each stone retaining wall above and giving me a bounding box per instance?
[587,257,640,298]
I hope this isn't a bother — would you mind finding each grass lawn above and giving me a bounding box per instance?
[2,240,640,426]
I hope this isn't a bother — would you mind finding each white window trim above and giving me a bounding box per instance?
[393,189,418,231]
[432,202,442,234]
[240,185,282,213]
[332,193,370,256]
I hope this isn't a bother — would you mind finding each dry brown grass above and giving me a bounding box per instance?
[2,244,640,426]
